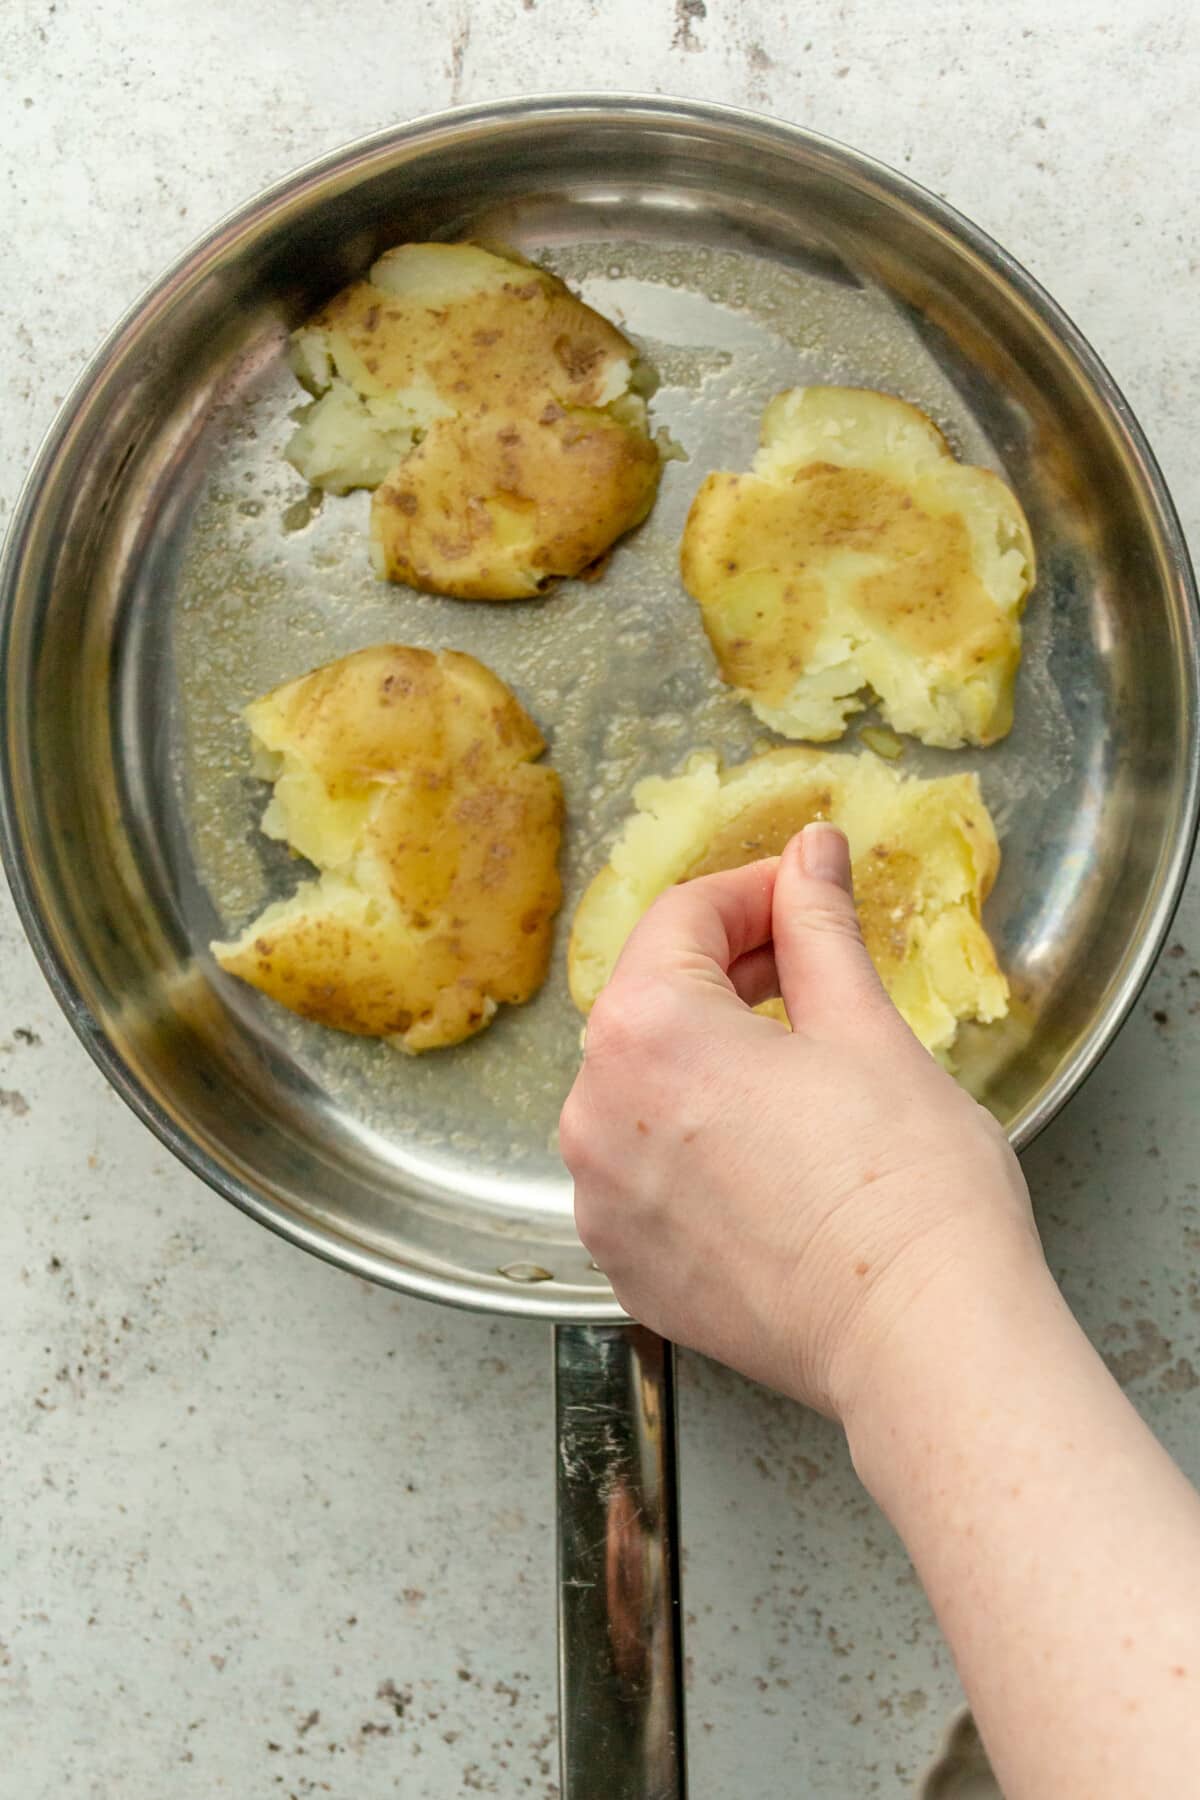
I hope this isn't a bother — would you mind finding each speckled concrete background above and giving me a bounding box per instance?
[1,3,1198,1796]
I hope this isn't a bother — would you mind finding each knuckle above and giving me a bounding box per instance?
[581,991,630,1060]
[584,981,667,1063]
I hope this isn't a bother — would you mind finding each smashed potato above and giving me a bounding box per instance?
[680,387,1035,748]
[286,242,662,599]
[568,747,1008,1059]
[212,645,563,1053]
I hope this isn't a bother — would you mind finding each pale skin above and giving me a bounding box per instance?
[559,823,1200,1800]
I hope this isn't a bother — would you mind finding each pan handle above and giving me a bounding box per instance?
[554,1323,687,1799]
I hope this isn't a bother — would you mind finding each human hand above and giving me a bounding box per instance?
[559,824,1042,1419]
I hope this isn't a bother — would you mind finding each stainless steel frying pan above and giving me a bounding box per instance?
[2,96,1197,1799]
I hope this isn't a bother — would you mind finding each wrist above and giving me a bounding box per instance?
[836,1217,1061,1501]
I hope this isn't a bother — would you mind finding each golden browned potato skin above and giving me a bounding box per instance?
[211,645,563,1053]
[371,407,660,601]
[568,746,1007,1061]
[680,387,1035,748]
[287,243,662,600]
[299,245,635,413]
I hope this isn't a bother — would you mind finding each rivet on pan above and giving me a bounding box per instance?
[499,1261,554,1284]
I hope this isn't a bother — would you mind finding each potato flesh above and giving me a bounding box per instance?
[286,243,661,599]
[680,387,1035,748]
[211,645,563,1053]
[568,746,1007,1059]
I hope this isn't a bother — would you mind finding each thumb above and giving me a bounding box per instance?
[772,824,890,1035]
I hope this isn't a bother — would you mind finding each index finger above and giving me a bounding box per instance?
[609,857,781,993]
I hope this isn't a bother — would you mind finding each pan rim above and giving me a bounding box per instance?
[2,92,1198,1320]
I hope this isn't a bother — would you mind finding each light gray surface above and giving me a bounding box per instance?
[1,3,1198,1796]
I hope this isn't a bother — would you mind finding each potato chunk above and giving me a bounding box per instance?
[286,243,661,599]
[568,746,1007,1059]
[680,387,1035,748]
[212,646,563,1053]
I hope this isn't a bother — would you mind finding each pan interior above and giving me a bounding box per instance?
[5,105,1196,1313]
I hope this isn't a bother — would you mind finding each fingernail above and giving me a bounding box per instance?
[798,823,852,889]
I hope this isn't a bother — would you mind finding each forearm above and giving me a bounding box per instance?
[846,1250,1200,1799]
[562,833,1200,1790]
